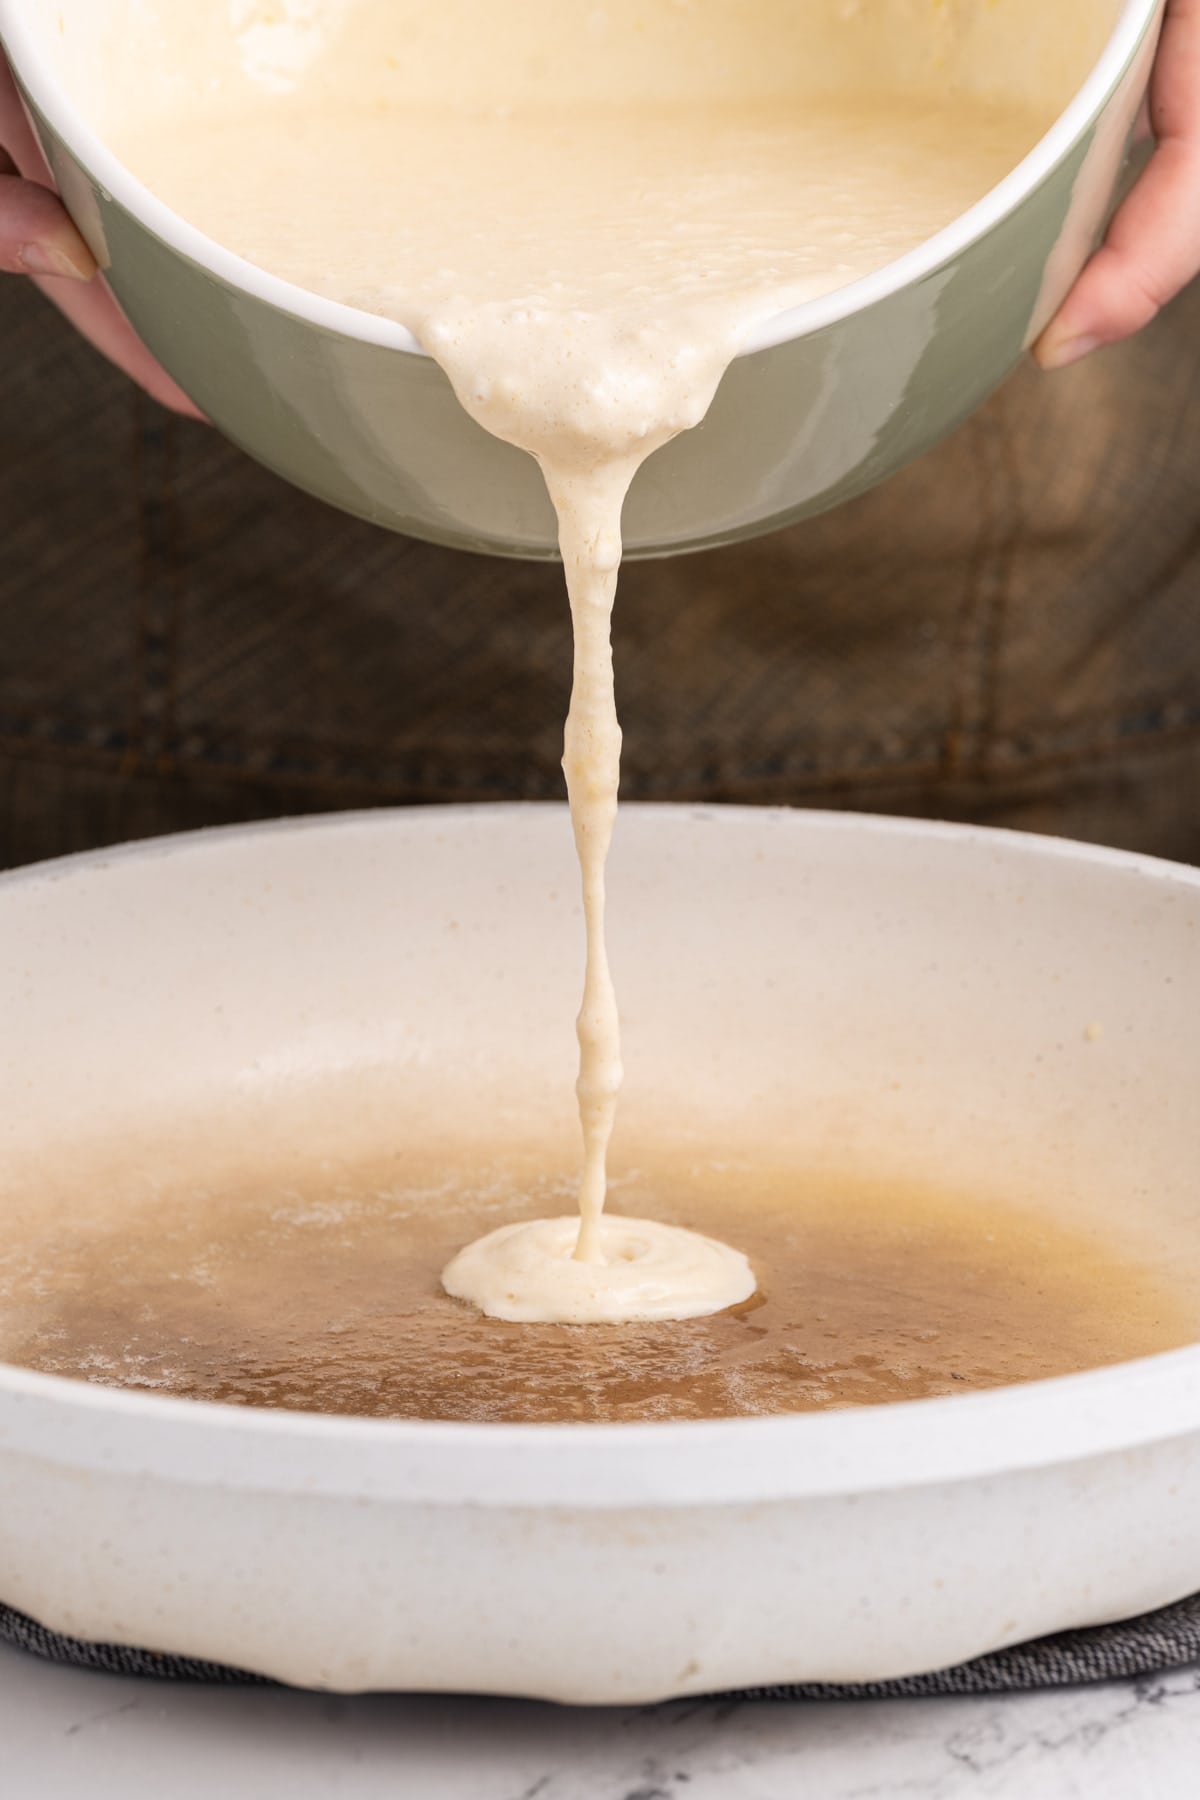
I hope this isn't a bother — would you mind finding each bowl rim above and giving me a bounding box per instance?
[0,0,1163,362]
[1,802,1198,1511]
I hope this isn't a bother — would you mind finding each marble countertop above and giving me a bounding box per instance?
[3,1643,1199,1798]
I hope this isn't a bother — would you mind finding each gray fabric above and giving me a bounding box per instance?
[0,1604,268,1685]
[3,1593,1199,1696]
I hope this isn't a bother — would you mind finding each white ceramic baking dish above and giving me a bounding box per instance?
[0,806,1197,1700]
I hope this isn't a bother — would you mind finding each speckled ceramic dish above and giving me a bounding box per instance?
[0,0,1164,557]
[0,806,1198,1700]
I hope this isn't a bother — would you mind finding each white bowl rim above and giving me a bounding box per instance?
[0,0,1161,363]
[1,802,1198,1511]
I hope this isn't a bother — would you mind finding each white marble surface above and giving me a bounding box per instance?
[3,1643,1199,1798]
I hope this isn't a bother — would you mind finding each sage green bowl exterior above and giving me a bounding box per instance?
[0,0,1163,560]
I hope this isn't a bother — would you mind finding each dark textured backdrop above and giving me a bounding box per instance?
[3,275,1199,868]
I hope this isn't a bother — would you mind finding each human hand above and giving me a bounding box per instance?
[1,51,200,416]
[1036,0,1200,369]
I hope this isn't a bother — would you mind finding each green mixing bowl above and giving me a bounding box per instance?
[0,0,1163,559]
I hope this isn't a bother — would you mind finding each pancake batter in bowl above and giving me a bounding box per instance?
[109,5,1058,1323]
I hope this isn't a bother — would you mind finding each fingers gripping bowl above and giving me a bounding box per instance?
[0,808,1199,1700]
[0,0,1166,558]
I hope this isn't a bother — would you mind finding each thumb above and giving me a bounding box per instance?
[0,155,95,281]
[1035,0,1200,368]
[1034,139,1200,368]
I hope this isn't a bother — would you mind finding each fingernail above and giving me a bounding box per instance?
[18,239,95,281]
[1035,331,1102,372]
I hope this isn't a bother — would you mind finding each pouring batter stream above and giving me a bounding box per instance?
[111,39,1056,1319]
